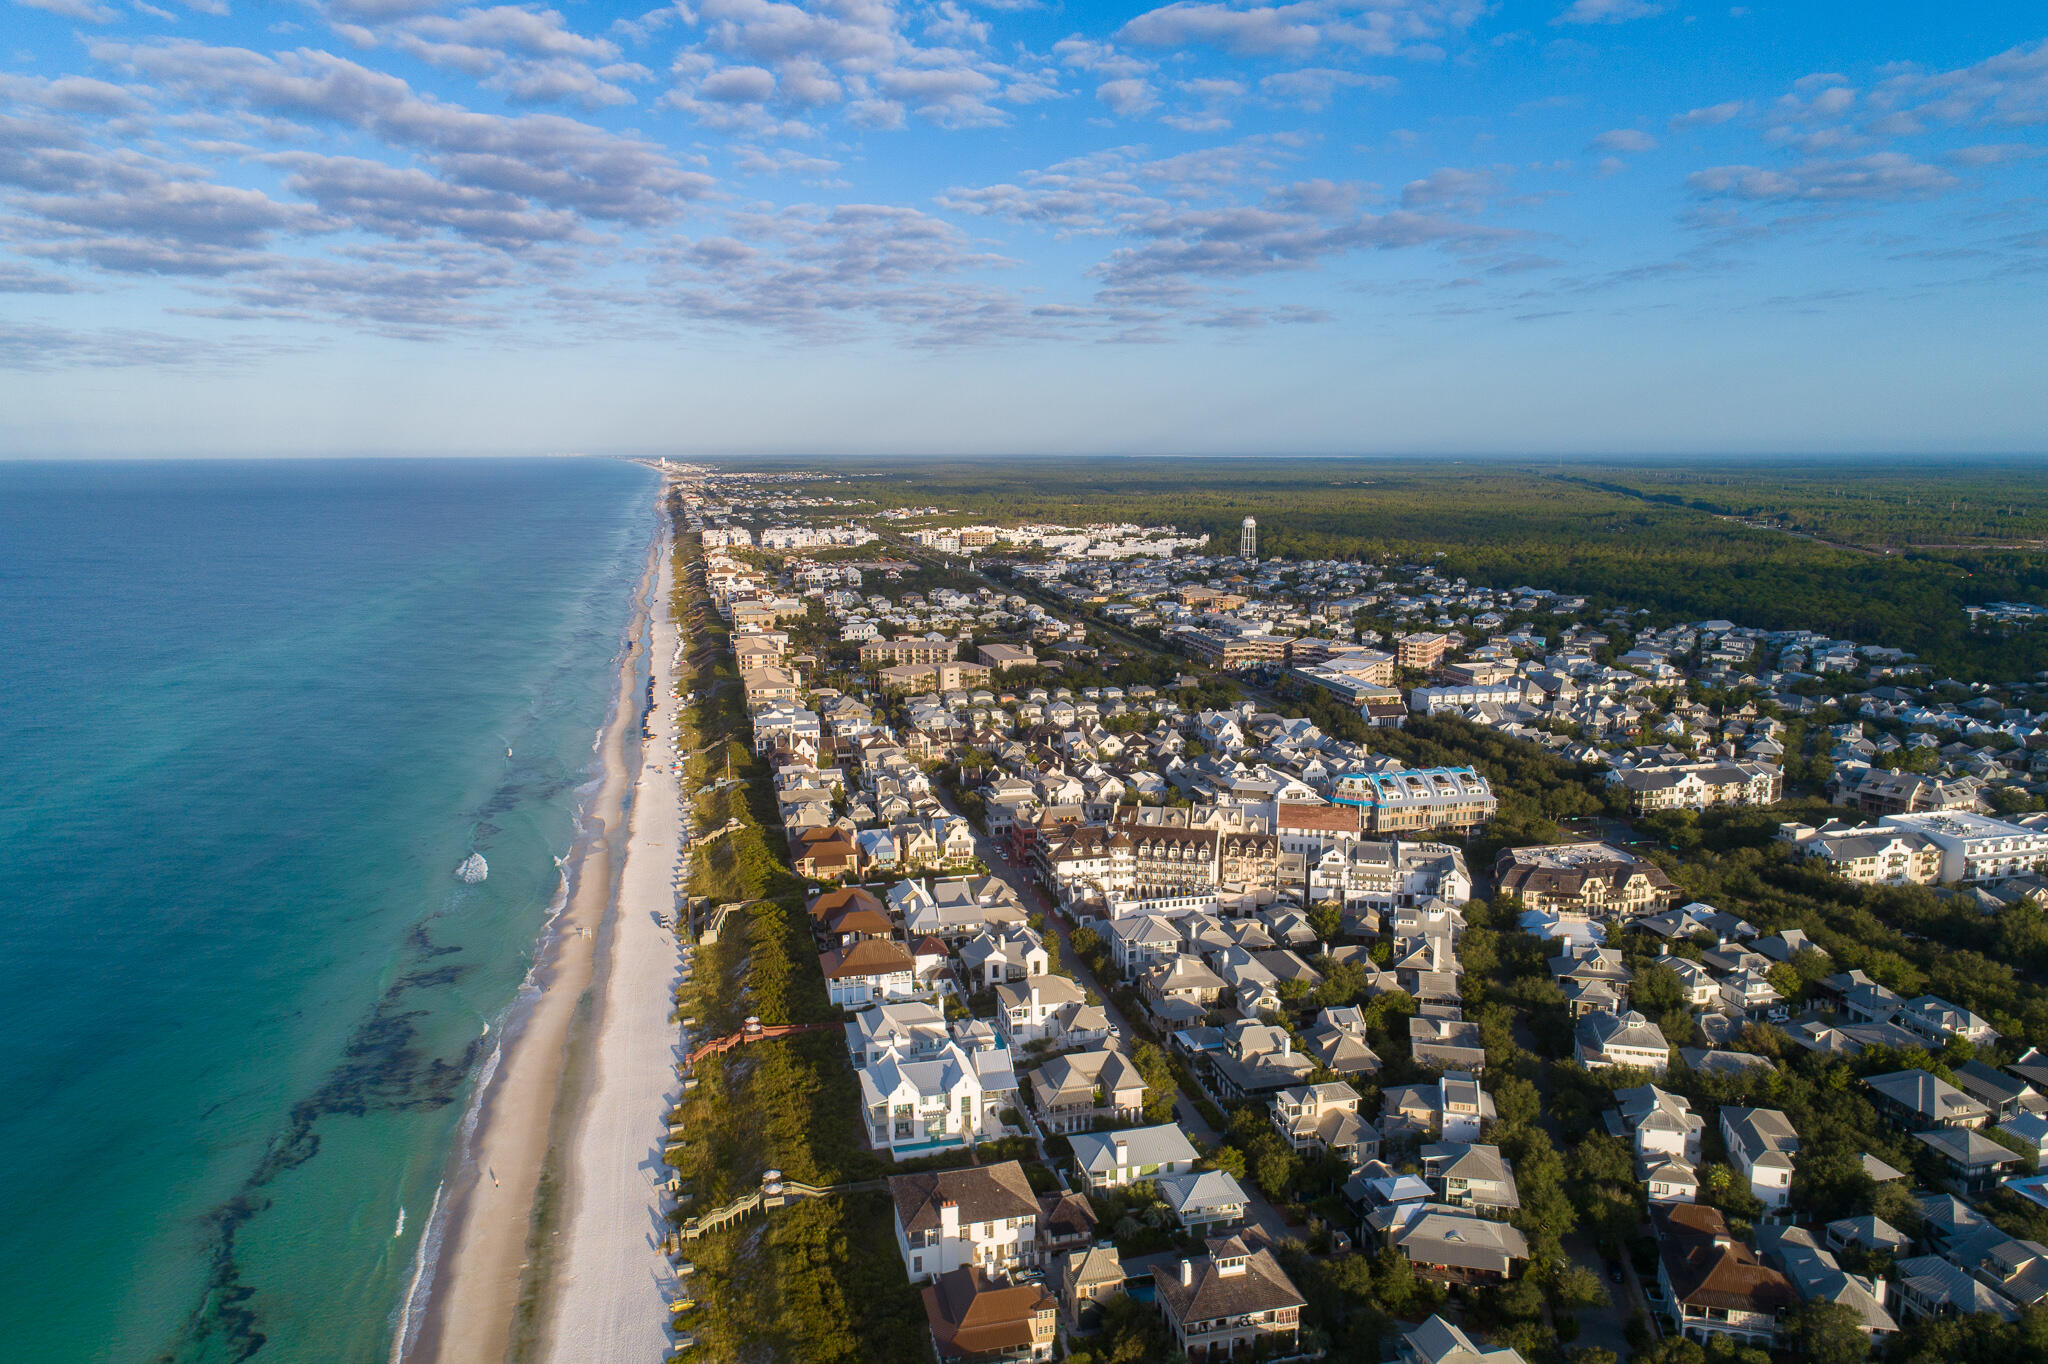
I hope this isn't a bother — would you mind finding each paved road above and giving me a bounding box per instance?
[933,785,1298,1251]
[1563,1230,1641,1359]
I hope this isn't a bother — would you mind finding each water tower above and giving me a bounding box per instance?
[1240,516,1258,560]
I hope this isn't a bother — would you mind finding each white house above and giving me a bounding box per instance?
[1069,1123,1199,1191]
[1721,1107,1799,1211]
[958,925,1050,988]
[889,1161,1042,1283]
[820,939,920,1009]
[859,1041,988,1158]
[1615,1084,1704,1164]
[846,1000,952,1067]
[1154,1169,1252,1232]
[1577,1010,1671,1074]
[994,973,1106,1049]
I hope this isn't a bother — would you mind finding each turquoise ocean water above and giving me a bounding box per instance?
[0,458,656,1362]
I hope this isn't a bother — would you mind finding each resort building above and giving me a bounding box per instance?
[1397,632,1451,670]
[861,637,958,668]
[1308,839,1471,910]
[1608,761,1783,814]
[1493,843,1678,920]
[1881,811,2048,883]
[1777,821,1946,886]
[1330,767,1497,835]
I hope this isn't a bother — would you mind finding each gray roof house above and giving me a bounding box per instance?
[1068,1123,1198,1190]
[1154,1169,1252,1232]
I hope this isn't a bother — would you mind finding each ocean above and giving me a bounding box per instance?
[0,457,657,1363]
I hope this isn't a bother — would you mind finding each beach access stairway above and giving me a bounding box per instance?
[682,1017,840,1067]
[667,1170,890,1244]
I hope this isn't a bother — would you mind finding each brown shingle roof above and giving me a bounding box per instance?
[1038,1190,1097,1241]
[1275,802,1362,833]
[1653,1204,1798,1315]
[808,885,885,923]
[890,1161,1041,1237]
[819,938,915,979]
[1153,1245,1305,1325]
[921,1265,1054,1360]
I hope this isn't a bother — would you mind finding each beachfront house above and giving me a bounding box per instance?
[890,1161,1042,1284]
[819,939,920,1009]
[858,1041,989,1159]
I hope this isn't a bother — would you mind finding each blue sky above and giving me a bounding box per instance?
[2,0,2044,456]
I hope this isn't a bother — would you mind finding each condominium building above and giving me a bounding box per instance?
[1331,767,1497,835]
[1608,761,1783,814]
[861,637,959,668]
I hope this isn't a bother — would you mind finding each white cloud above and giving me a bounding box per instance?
[700,65,776,102]
[1096,77,1158,118]
[1590,128,1656,152]
[1050,36,1150,78]
[1400,165,1499,214]
[1258,67,1389,110]
[15,0,120,21]
[1670,100,1744,129]
[1687,151,1957,202]
[1553,0,1662,25]
[1120,0,1483,59]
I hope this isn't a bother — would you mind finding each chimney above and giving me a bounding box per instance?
[1280,1032,1291,1058]
[940,1197,959,1241]
[1179,1259,1193,1287]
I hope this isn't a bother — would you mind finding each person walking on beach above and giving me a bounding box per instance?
[489,1167,499,1189]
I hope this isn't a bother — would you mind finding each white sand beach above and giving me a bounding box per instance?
[538,521,686,1363]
